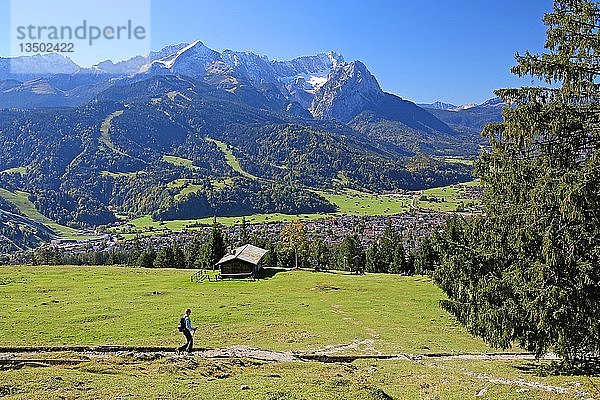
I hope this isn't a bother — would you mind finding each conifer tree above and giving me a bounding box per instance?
[186,235,202,268]
[129,235,142,265]
[155,246,175,268]
[338,235,365,272]
[433,0,600,367]
[240,216,249,244]
[172,241,186,269]
[201,221,226,269]
[365,239,384,273]
[137,245,156,269]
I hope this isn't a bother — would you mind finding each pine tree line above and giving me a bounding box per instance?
[26,219,435,275]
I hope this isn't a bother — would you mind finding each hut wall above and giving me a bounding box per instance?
[221,260,254,275]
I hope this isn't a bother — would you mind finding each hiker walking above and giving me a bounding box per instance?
[177,308,197,354]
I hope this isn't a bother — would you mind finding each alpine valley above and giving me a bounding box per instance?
[0,41,503,250]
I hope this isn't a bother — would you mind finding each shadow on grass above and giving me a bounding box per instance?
[257,268,290,280]
[514,360,600,377]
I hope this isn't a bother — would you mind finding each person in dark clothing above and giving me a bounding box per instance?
[177,308,197,354]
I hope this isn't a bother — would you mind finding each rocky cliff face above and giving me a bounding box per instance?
[141,41,222,78]
[309,61,383,122]
[138,43,344,110]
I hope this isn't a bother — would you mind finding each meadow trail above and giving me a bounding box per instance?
[2,347,595,399]
[0,345,560,364]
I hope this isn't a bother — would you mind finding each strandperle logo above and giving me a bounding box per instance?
[15,20,147,46]
[9,0,151,73]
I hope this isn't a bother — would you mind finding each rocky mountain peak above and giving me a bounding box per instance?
[0,53,80,79]
[309,60,383,122]
[140,40,221,77]
[418,101,458,111]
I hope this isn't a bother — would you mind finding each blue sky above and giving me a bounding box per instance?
[1,0,552,104]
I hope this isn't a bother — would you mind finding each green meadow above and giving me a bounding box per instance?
[0,166,27,176]
[99,110,129,157]
[0,266,487,354]
[163,155,199,170]
[206,137,261,180]
[0,188,81,239]
[1,266,597,400]
[118,189,412,236]
[416,181,481,212]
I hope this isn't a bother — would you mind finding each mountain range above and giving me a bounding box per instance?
[0,41,501,132]
[0,41,503,234]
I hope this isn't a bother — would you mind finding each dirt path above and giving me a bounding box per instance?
[0,345,560,363]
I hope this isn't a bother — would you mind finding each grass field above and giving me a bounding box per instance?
[0,166,27,176]
[99,110,129,157]
[1,266,597,399]
[205,137,261,180]
[163,155,199,170]
[118,189,412,235]
[462,178,482,187]
[0,266,487,354]
[441,156,476,166]
[166,90,192,102]
[319,190,411,216]
[165,178,204,200]
[100,170,145,178]
[1,355,596,399]
[211,178,234,190]
[416,181,481,212]
[0,188,80,239]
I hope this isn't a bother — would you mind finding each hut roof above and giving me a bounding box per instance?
[216,244,268,266]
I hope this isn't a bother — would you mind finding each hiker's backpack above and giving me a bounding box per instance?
[178,316,186,332]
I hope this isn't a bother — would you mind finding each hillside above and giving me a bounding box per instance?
[0,43,485,236]
[0,74,473,230]
[421,98,505,137]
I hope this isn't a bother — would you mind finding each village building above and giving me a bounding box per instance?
[216,244,268,279]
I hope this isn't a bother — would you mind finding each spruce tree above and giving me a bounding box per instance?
[106,251,118,265]
[240,216,249,244]
[380,219,402,273]
[155,246,175,268]
[413,236,437,275]
[129,235,142,265]
[309,237,330,268]
[339,235,365,273]
[202,222,226,269]
[390,242,406,275]
[186,235,202,268]
[137,245,156,269]
[433,0,600,367]
[172,241,186,269]
[365,239,384,273]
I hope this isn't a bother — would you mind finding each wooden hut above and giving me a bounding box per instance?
[216,244,268,279]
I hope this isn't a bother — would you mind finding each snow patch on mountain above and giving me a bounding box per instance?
[451,103,477,111]
[419,99,504,112]
[418,101,457,111]
[306,75,329,91]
